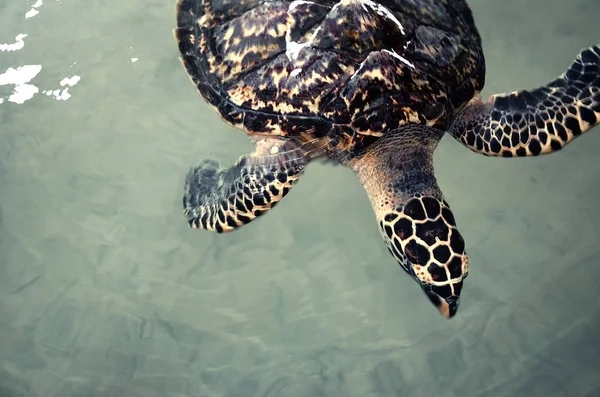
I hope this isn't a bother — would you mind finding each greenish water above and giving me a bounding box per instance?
[1,1,599,396]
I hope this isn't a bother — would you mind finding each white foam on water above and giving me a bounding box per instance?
[25,0,43,19]
[41,75,82,101]
[0,65,42,104]
[10,84,40,104]
[0,2,82,105]
[59,76,81,87]
[0,34,28,52]
[25,9,40,18]
[0,65,82,105]
[0,65,42,86]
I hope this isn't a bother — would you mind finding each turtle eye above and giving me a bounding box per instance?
[383,235,422,281]
[384,242,412,275]
[405,259,418,279]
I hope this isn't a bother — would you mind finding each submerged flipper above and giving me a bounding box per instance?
[183,139,317,233]
[449,45,600,156]
[351,125,469,318]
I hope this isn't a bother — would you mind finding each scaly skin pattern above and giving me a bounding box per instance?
[449,45,600,157]
[174,0,600,319]
[174,0,484,146]
[183,146,306,233]
[378,195,468,318]
[351,125,468,318]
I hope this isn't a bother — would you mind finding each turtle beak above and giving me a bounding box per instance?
[422,282,463,319]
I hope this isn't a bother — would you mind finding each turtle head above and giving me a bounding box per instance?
[400,253,469,319]
[402,223,470,319]
[351,125,470,319]
[377,195,470,319]
[419,278,467,319]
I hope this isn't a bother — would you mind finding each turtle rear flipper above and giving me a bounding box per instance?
[352,125,470,318]
[449,45,600,156]
[183,139,324,233]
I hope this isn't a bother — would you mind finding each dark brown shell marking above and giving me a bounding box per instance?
[175,0,485,156]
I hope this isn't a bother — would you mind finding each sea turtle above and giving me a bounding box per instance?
[174,0,600,318]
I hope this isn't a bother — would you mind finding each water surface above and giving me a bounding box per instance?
[1,1,600,396]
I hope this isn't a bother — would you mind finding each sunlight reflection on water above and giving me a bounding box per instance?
[0,0,81,105]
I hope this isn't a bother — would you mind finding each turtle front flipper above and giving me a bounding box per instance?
[183,139,316,233]
[449,45,600,156]
[351,126,470,318]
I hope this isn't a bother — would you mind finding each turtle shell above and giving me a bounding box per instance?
[175,0,485,154]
